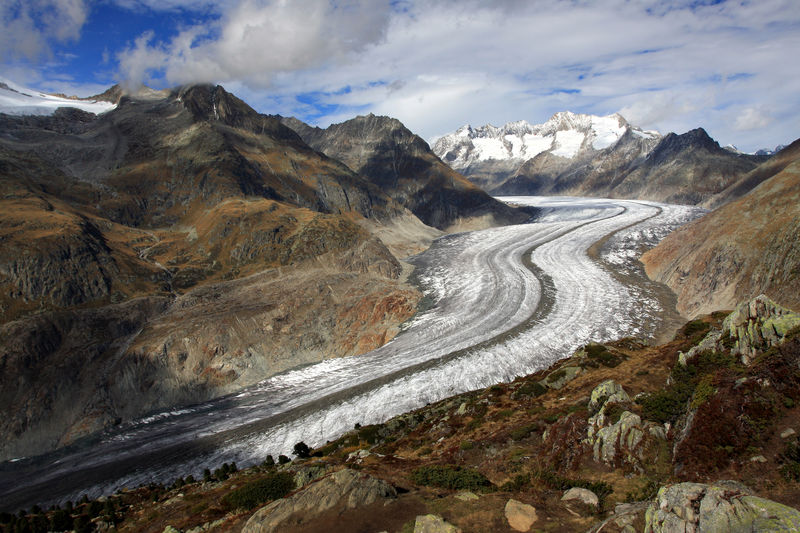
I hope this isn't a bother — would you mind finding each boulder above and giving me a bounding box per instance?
[242,469,396,533]
[645,481,800,532]
[505,499,538,531]
[561,487,599,509]
[292,463,330,489]
[413,514,462,533]
[540,366,582,390]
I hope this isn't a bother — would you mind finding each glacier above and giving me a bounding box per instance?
[0,196,704,510]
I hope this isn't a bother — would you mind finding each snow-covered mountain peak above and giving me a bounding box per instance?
[0,78,116,116]
[432,112,657,169]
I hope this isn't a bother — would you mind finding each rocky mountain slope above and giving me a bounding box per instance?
[642,139,800,318]
[432,112,768,204]
[6,295,799,532]
[0,84,438,460]
[282,114,529,231]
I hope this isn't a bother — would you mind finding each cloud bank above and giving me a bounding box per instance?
[0,0,88,62]
[4,0,800,152]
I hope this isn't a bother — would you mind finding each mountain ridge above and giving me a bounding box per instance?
[282,113,530,231]
[432,111,769,204]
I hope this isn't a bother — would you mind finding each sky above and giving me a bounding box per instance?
[1,0,799,152]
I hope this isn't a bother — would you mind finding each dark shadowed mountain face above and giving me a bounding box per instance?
[282,114,529,230]
[0,85,430,460]
[642,138,800,317]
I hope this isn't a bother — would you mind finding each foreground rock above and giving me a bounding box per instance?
[586,380,666,471]
[414,514,462,533]
[504,499,538,531]
[645,481,800,532]
[242,469,397,533]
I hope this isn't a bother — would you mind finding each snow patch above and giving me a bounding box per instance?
[551,129,585,158]
[0,78,115,116]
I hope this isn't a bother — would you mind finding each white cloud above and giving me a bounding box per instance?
[0,0,88,61]
[734,107,772,131]
[117,0,393,88]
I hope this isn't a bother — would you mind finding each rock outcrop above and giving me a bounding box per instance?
[242,469,397,533]
[678,295,800,366]
[645,481,800,532]
[586,380,667,471]
[413,514,462,533]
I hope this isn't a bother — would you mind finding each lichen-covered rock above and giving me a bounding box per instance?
[540,366,582,390]
[505,499,538,531]
[678,329,723,366]
[589,380,631,414]
[678,295,800,367]
[723,295,800,364]
[414,514,462,533]
[242,469,396,533]
[586,381,666,471]
[292,463,330,489]
[645,481,800,532]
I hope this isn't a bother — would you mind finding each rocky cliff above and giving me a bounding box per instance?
[642,139,800,317]
[0,85,433,460]
[283,114,529,231]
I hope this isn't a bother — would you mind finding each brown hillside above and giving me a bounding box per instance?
[642,139,800,317]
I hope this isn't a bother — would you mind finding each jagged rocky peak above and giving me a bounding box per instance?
[174,84,300,141]
[431,111,657,169]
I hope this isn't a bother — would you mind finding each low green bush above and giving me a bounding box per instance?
[584,344,622,367]
[358,424,382,444]
[221,471,295,510]
[510,423,537,441]
[533,468,612,502]
[411,465,494,492]
[514,381,547,398]
[680,319,711,340]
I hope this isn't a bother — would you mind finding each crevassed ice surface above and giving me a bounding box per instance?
[0,196,705,509]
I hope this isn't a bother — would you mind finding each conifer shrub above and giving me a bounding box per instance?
[410,465,493,492]
[221,471,295,510]
[584,344,623,367]
[514,381,547,398]
[293,441,311,458]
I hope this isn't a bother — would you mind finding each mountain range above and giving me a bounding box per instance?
[0,83,530,461]
[432,112,770,205]
[1,80,799,528]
